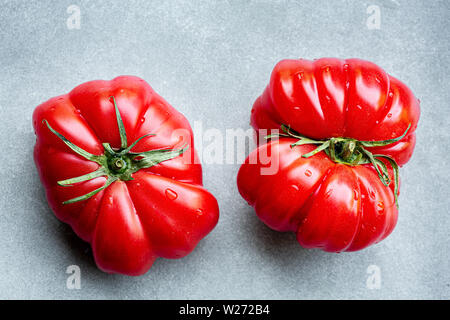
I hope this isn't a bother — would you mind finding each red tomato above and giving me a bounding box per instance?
[33,76,219,275]
[238,58,420,252]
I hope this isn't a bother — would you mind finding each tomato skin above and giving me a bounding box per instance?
[33,76,219,276]
[251,58,420,166]
[238,139,398,252]
[239,58,420,252]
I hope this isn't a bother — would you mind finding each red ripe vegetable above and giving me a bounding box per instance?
[238,58,420,252]
[33,76,219,275]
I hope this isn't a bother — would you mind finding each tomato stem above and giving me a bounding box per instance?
[110,96,128,149]
[42,96,189,205]
[266,124,411,208]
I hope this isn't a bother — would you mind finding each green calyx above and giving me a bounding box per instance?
[266,124,411,208]
[43,96,188,205]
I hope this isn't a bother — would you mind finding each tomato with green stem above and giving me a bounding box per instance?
[238,58,420,252]
[33,76,219,275]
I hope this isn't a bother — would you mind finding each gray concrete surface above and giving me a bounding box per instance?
[0,0,449,299]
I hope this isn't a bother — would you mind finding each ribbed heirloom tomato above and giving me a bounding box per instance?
[237,58,420,252]
[33,76,219,275]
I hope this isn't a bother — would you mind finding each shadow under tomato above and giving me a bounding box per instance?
[58,223,96,266]
[240,206,336,268]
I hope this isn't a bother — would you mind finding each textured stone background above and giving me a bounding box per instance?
[0,0,449,299]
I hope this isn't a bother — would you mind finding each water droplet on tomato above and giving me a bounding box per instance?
[140,117,145,123]
[165,188,178,200]
[356,105,362,110]
[291,185,299,191]
[343,64,349,70]
[305,170,312,177]
[196,209,203,216]
[293,106,301,111]
[325,189,333,199]
[387,113,392,118]
[296,72,304,80]
[369,190,376,200]
[376,201,384,214]
[353,190,359,200]
[120,89,124,93]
